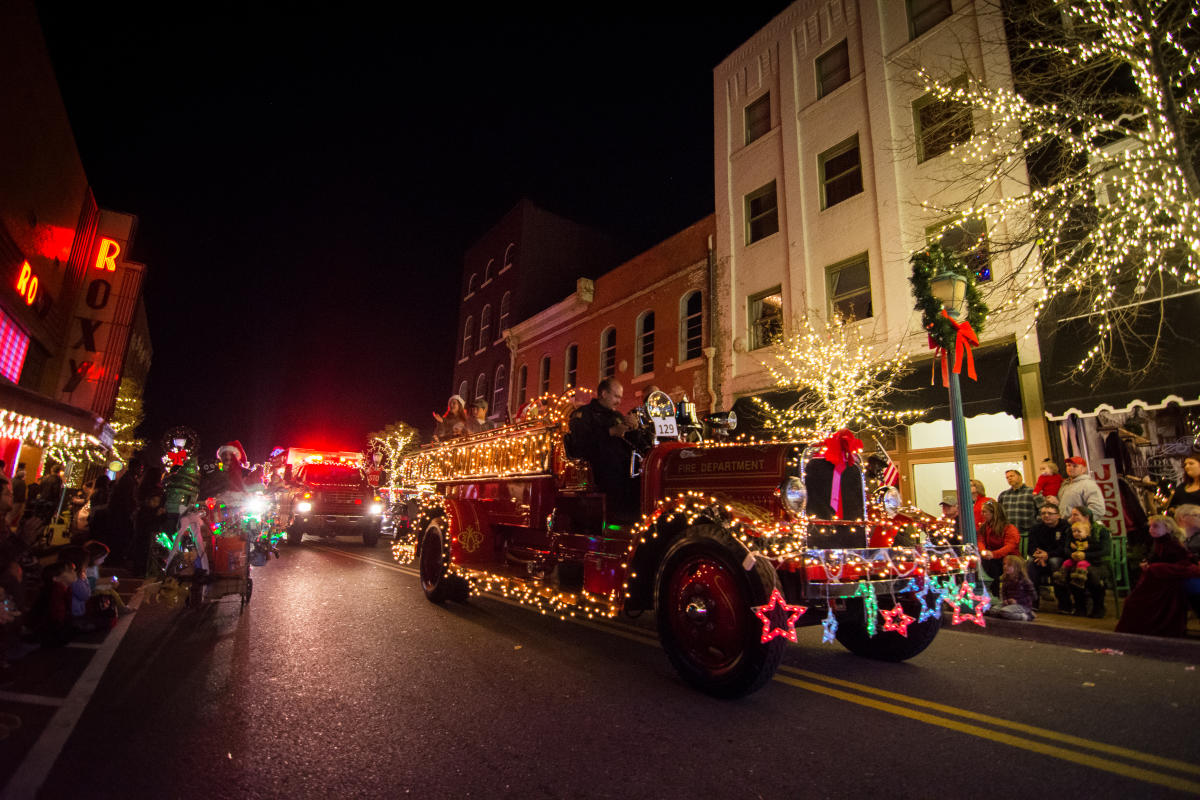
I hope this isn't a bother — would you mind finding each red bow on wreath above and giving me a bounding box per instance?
[821,429,863,518]
[928,309,979,386]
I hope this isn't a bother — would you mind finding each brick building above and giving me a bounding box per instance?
[508,215,715,417]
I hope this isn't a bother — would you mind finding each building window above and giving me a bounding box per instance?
[462,317,474,360]
[928,218,992,282]
[680,290,703,362]
[466,274,477,297]
[478,305,492,351]
[493,364,506,416]
[502,243,516,272]
[483,259,495,284]
[458,380,469,400]
[745,181,779,244]
[474,373,488,404]
[907,0,953,40]
[820,135,863,209]
[499,291,511,334]
[744,92,771,146]
[564,344,578,388]
[636,311,655,375]
[748,287,783,350]
[539,356,550,395]
[517,364,528,406]
[914,79,973,163]
[827,254,873,320]
[816,40,850,98]
[600,327,616,380]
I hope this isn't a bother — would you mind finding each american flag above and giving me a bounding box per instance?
[877,443,900,486]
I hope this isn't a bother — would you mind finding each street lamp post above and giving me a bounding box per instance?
[928,269,978,549]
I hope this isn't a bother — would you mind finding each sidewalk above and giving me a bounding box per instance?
[944,594,1200,663]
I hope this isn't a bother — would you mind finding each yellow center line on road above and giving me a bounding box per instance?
[773,673,1200,795]
[313,545,1198,792]
[780,666,1200,778]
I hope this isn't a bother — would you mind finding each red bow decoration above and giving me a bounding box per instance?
[927,309,979,386]
[821,429,863,518]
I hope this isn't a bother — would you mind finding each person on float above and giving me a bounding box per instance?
[1115,515,1198,637]
[566,378,642,521]
[1057,456,1105,519]
[1167,454,1200,512]
[969,479,993,532]
[432,395,469,442]
[977,500,1020,595]
[1025,502,1071,609]
[997,468,1038,536]
[466,399,496,434]
[1033,458,1064,502]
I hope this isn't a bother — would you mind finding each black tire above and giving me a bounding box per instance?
[655,524,785,698]
[418,521,467,603]
[362,527,380,547]
[240,577,252,613]
[286,526,302,545]
[835,595,940,662]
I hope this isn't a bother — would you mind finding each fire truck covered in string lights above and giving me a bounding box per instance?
[393,391,981,697]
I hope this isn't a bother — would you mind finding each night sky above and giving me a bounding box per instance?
[34,3,793,461]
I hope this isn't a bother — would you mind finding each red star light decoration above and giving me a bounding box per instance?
[950,582,988,628]
[880,603,915,637]
[753,588,806,643]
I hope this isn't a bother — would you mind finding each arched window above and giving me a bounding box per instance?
[478,304,492,351]
[636,311,655,375]
[493,364,506,417]
[462,316,474,360]
[539,355,551,395]
[483,259,496,284]
[517,364,528,405]
[564,344,578,388]
[457,380,469,400]
[502,242,516,272]
[680,290,703,362]
[499,291,512,333]
[599,327,616,380]
[474,373,488,403]
[466,273,477,297]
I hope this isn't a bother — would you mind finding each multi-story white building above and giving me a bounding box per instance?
[712,0,1051,513]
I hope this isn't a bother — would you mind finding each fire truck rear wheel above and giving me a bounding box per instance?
[362,527,380,547]
[835,596,940,661]
[655,524,785,698]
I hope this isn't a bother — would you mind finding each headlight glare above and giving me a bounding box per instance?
[296,501,313,513]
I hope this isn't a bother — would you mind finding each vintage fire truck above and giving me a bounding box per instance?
[393,393,977,697]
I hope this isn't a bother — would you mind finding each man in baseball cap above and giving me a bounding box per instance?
[1058,456,1104,518]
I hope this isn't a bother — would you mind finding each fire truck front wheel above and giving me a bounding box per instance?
[655,525,785,698]
[286,526,303,545]
[835,596,940,661]
[418,521,468,604]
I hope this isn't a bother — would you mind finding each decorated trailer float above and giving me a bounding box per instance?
[393,392,983,697]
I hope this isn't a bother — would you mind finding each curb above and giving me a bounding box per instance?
[940,612,1200,663]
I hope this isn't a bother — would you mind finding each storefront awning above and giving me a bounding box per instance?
[731,340,1022,438]
[0,380,110,445]
[1039,293,1200,419]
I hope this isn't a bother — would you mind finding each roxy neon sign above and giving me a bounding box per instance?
[94,237,120,271]
[15,261,39,305]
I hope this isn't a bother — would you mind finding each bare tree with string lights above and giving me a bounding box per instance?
[906,0,1199,378]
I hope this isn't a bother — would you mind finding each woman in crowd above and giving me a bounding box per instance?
[1115,515,1197,637]
[1167,455,1200,512]
[970,479,994,531]
[977,500,1020,594]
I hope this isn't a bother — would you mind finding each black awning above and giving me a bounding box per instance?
[731,340,1021,437]
[1039,292,1200,418]
[0,381,107,438]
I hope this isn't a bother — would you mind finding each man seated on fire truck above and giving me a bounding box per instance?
[567,378,642,521]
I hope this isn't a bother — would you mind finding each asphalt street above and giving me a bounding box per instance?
[19,539,1200,799]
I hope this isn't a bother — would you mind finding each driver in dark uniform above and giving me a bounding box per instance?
[568,378,642,520]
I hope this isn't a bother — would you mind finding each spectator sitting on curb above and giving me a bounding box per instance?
[1026,502,1071,609]
[977,500,1020,595]
[1052,506,1112,618]
[1115,514,1198,637]
[986,555,1036,621]
[1058,456,1105,519]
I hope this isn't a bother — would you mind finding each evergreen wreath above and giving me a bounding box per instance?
[909,243,988,346]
